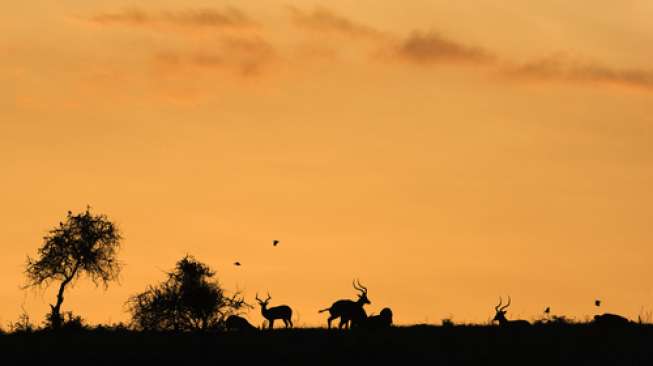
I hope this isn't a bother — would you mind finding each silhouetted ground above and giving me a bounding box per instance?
[2,324,652,365]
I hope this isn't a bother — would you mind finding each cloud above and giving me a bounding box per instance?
[85,6,653,93]
[86,7,273,78]
[506,56,653,90]
[89,8,150,26]
[219,36,276,76]
[153,36,276,77]
[392,31,493,65]
[89,7,255,30]
[288,6,383,39]
[287,7,491,67]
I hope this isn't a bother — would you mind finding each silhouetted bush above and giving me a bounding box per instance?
[126,255,250,331]
[533,314,575,326]
[94,322,130,332]
[42,310,87,332]
[7,308,36,334]
[550,315,574,324]
[442,317,454,327]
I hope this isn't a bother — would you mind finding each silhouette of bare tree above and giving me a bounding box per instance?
[23,207,122,329]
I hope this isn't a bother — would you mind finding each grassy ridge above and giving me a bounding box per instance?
[3,324,652,365]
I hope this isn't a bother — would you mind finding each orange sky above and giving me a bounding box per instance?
[2,1,653,327]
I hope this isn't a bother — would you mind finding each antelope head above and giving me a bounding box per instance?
[256,292,272,309]
[493,296,511,323]
[353,279,370,305]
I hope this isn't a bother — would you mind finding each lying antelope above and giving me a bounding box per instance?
[225,315,257,331]
[256,292,293,329]
[593,313,630,327]
[359,307,393,330]
[493,297,531,327]
[319,279,370,329]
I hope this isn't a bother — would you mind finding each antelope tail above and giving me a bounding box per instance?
[318,307,331,313]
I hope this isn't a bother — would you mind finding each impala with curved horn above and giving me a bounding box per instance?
[493,296,531,327]
[319,279,370,329]
[256,292,293,329]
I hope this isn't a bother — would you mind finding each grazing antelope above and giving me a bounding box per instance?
[493,297,531,327]
[225,315,257,331]
[593,313,630,327]
[319,279,371,329]
[256,292,293,329]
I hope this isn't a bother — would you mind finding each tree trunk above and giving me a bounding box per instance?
[50,282,66,329]
[50,270,76,330]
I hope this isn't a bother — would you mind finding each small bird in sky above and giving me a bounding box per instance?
[544,307,550,314]
[595,300,601,307]
[273,240,279,246]
[234,262,241,266]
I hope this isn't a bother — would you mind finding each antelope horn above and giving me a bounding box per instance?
[255,293,262,302]
[353,279,361,291]
[266,292,272,302]
[356,279,367,293]
[495,297,503,312]
[501,296,512,311]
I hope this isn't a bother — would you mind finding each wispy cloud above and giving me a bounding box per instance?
[389,31,653,91]
[84,6,653,93]
[153,36,276,77]
[287,7,491,67]
[89,7,255,30]
[506,56,653,90]
[90,8,150,26]
[86,7,272,78]
[392,31,493,65]
[288,6,383,39]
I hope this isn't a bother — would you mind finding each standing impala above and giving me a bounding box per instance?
[319,279,370,329]
[493,297,531,327]
[256,292,293,329]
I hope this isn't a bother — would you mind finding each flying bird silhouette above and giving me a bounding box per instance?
[234,262,241,266]
[595,300,601,307]
[273,240,279,246]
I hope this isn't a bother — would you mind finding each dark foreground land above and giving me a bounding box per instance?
[2,324,652,365]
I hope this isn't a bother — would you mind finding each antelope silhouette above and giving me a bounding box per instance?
[256,292,293,329]
[225,315,257,331]
[360,307,393,330]
[319,279,370,329]
[493,297,531,327]
[593,313,630,327]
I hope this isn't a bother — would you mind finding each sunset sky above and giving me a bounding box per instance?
[2,1,653,327]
